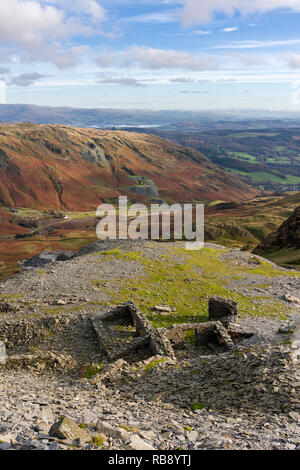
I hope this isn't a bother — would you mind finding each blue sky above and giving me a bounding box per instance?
[0,0,300,110]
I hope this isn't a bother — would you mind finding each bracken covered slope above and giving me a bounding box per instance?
[0,123,258,211]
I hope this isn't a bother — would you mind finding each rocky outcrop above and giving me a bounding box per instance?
[0,148,10,171]
[255,206,300,255]
[127,176,159,199]
[81,142,109,166]
[22,250,75,268]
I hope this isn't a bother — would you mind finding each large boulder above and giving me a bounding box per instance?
[49,417,90,442]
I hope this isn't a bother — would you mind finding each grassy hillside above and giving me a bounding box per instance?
[254,204,300,268]
[206,192,300,268]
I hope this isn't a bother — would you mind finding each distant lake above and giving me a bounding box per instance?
[91,124,163,129]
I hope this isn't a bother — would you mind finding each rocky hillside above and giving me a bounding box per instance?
[0,240,299,450]
[255,206,300,267]
[0,123,258,211]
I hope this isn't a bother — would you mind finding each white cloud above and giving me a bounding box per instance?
[189,30,212,35]
[54,45,91,69]
[221,27,239,32]
[97,77,147,87]
[44,0,106,22]
[0,0,105,67]
[9,72,46,86]
[120,9,180,23]
[169,77,196,82]
[211,38,300,49]
[96,45,219,71]
[182,0,300,25]
[0,0,68,44]
[286,53,300,67]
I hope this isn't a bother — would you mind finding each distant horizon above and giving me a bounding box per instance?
[1,102,300,116]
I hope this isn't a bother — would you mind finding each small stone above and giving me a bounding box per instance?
[0,433,15,444]
[153,305,172,313]
[283,294,300,305]
[286,443,296,450]
[40,406,54,424]
[187,431,198,441]
[139,430,156,440]
[0,442,11,450]
[96,421,129,442]
[49,442,60,450]
[128,434,155,451]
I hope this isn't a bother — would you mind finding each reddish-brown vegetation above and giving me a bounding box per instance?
[0,123,258,212]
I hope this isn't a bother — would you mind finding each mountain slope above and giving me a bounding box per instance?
[254,205,300,267]
[0,123,258,211]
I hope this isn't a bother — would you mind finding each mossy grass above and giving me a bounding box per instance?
[144,358,168,372]
[97,245,292,325]
[84,363,103,379]
[120,425,139,433]
[91,435,104,447]
[190,403,206,411]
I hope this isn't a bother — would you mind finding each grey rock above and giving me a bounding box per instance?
[49,417,90,442]
[96,421,129,442]
[0,442,11,450]
[129,434,155,451]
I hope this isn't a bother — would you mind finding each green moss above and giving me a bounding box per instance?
[190,370,201,376]
[37,269,45,276]
[184,330,196,346]
[0,294,22,300]
[120,425,138,433]
[94,248,123,256]
[91,435,104,447]
[144,358,168,372]
[95,249,142,262]
[44,329,55,338]
[190,403,206,411]
[184,426,192,432]
[42,307,65,315]
[84,363,103,379]
[79,424,87,429]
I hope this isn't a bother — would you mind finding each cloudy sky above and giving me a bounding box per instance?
[1,0,300,110]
